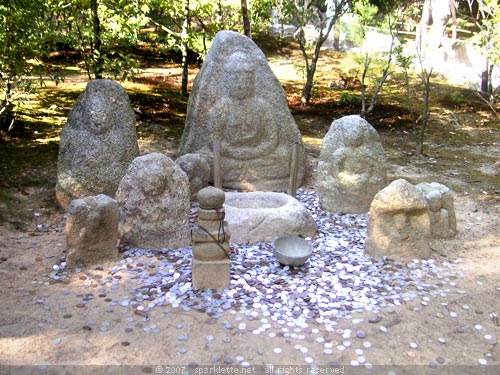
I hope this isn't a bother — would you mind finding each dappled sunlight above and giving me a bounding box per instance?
[302,135,323,147]
[35,136,60,144]
[139,67,183,76]
[459,234,500,277]
[123,81,164,96]
[0,335,47,364]
[269,61,303,83]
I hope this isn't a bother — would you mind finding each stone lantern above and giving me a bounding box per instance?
[191,186,231,289]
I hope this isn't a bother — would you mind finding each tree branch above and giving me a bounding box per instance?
[147,16,181,38]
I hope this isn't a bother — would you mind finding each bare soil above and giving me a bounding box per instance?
[1,44,500,374]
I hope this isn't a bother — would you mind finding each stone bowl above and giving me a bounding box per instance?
[224,192,317,244]
[273,236,312,267]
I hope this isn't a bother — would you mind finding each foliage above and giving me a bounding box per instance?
[0,0,56,130]
[286,0,352,106]
[450,90,466,106]
[339,92,360,105]
[456,0,500,94]
[48,0,149,80]
[350,2,403,117]
[249,0,276,34]
[1,0,285,127]
[349,0,378,42]
[2,0,497,135]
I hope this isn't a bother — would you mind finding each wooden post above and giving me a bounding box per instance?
[288,140,299,196]
[213,139,222,189]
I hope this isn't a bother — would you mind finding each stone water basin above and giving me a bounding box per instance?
[223,191,317,244]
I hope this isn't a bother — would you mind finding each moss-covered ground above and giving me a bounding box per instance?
[1,36,499,225]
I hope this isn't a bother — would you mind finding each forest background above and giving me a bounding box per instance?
[1,0,499,220]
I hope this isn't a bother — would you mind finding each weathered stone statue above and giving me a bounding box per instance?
[66,194,119,267]
[416,182,457,239]
[116,153,190,250]
[179,30,304,191]
[365,179,431,260]
[317,115,387,214]
[56,79,139,210]
[175,153,210,200]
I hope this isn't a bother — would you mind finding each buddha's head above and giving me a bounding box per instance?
[225,52,255,100]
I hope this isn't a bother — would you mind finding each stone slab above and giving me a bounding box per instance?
[192,259,230,290]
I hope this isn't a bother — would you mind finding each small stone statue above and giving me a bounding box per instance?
[66,194,119,267]
[318,115,387,214]
[365,179,431,260]
[416,182,457,239]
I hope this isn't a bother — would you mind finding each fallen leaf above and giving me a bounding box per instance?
[134,309,149,318]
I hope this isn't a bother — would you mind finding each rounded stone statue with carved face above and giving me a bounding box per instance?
[317,115,387,214]
[56,79,139,209]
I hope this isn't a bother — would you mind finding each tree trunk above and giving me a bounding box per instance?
[296,0,347,105]
[241,0,251,39]
[333,18,340,51]
[91,0,103,79]
[488,63,493,94]
[302,37,329,106]
[416,69,433,156]
[361,24,396,117]
[449,0,457,42]
[332,0,341,51]
[181,0,190,96]
[216,0,223,28]
[360,55,369,116]
[301,72,314,106]
[298,35,312,106]
[417,0,431,58]
[300,16,337,105]
[481,49,489,93]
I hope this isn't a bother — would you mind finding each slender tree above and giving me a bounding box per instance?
[416,66,433,156]
[181,0,190,96]
[91,0,104,79]
[241,0,252,38]
[290,0,350,106]
[356,6,404,117]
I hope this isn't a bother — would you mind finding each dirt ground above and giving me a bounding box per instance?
[1,55,500,374]
[1,153,500,375]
